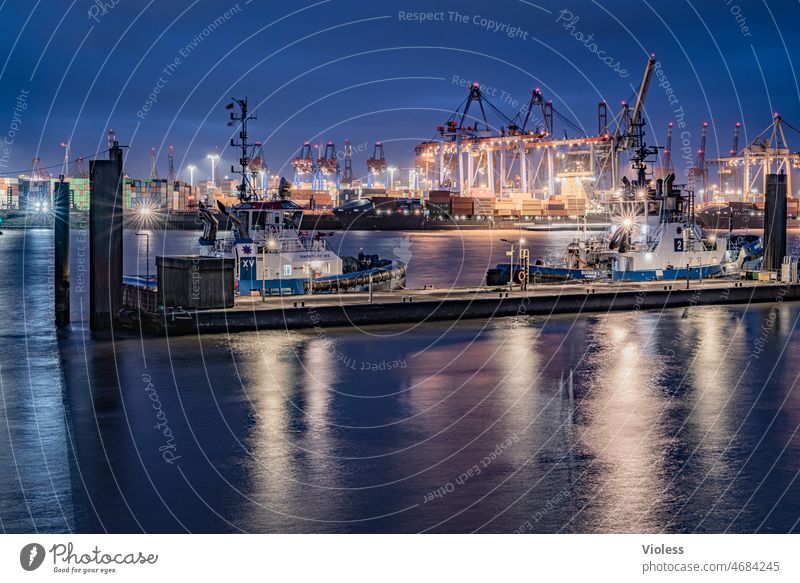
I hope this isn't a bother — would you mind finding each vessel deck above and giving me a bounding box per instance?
[131,278,799,336]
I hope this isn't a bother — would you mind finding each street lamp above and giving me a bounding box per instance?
[187,164,196,187]
[206,153,219,186]
[388,166,396,190]
[501,238,515,292]
[135,231,151,279]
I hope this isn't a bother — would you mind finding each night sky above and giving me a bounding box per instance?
[0,0,798,182]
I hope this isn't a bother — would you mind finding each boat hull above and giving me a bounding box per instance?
[238,261,407,296]
[486,263,723,285]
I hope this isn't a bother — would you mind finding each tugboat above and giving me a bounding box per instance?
[487,174,763,285]
[198,98,405,296]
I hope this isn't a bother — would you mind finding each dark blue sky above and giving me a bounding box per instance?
[1,0,798,181]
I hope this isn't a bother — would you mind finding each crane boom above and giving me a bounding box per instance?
[621,54,657,151]
[629,54,657,137]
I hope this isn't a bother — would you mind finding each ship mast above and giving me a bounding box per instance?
[227,97,258,202]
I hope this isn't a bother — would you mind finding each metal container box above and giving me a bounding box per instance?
[157,255,234,309]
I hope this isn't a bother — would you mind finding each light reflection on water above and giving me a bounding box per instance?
[0,228,798,533]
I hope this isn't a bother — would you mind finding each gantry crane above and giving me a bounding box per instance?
[341,139,354,185]
[291,142,314,187]
[367,142,387,188]
[688,122,708,202]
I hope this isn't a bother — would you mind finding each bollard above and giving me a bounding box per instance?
[54,178,70,327]
[89,143,124,330]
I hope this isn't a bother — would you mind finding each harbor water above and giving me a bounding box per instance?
[1,227,799,533]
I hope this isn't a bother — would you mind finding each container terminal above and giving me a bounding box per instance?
[3,55,799,233]
[2,54,795,335]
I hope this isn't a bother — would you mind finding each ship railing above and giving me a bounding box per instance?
[213,238,235,254]
[275,238,330,253]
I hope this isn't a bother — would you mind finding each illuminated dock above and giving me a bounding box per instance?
[122,279,799,336]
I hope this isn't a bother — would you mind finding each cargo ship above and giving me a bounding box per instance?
[696,202,764,230]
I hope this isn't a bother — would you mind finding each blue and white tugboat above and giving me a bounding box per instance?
[198,98,405,296]
[487,174,762,285]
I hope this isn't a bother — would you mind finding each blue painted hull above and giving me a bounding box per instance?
[613,264,722,281]
[488,262,723,284]
[238,264,406,296]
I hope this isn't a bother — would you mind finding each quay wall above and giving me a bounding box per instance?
[147,282,800,336]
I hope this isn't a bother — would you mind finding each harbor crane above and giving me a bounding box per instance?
[72,157,87,178]
[107,129,117,159]
[167,145,176,182]
[60,142,70,178]
[30,157,47,181]
[707,114,800,201]
[367,142,387,188]
[248,141,266,195]
[317,141,339,189]
[291,142,315,187]
[341,139,354,185]
[717,122,741,195]
[688,122,708,203]
[149,147,159,180]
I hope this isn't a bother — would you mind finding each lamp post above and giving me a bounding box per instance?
[206,153,219,186]
[388,166,396,191]
[501,238,515,292]
[135,231,151,279]
[187,164,196,187]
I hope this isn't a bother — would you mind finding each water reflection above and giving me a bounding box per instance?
[575,313,670,532]
[2,229,799,533]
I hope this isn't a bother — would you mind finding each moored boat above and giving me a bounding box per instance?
[487,175,763,285]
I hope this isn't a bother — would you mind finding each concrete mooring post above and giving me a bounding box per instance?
[54,177,70,327]
[89,143,124,330]
[764,173,788,272]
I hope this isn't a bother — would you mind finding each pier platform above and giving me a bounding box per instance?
[126,279,800,336]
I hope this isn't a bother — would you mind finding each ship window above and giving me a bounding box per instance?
[251,212,267,229]
[283,264,292,277]
[284,211,303,229]
[323,262,330,274]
